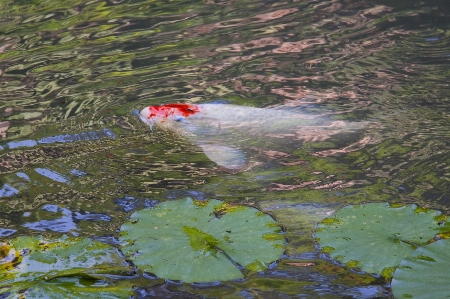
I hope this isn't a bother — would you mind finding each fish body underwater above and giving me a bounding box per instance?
[139,103,364,169]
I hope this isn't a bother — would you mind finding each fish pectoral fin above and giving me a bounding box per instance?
[198,144,246,170]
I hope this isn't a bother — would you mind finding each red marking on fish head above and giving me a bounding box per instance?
[143,103,200,120]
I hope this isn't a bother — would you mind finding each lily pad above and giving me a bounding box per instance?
[0,235,134,298]
[119,198,285,283]
[391,239,450,299]
[314,203,443,277]
[4,277,136,299]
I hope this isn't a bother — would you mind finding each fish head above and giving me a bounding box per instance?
[139,103,201,131]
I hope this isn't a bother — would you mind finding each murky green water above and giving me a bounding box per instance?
[1,0,450,297]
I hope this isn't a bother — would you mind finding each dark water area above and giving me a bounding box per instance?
[0,0,450,297]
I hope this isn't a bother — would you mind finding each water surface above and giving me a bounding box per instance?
[0,0,450,297]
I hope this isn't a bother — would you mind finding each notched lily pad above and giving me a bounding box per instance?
[314,203,443,277]
[119,197,285,283]
[391,238,450,299]
[0,235,134,298]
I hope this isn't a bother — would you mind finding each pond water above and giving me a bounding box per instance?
[0,0,449,297]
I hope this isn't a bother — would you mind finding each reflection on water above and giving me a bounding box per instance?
[0,0,450,297]
[0,128,115,197]
[22,203,110,234]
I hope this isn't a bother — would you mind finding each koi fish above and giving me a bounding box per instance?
[139,103,362,169]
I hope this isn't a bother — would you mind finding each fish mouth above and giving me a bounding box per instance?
[139,115,155,131]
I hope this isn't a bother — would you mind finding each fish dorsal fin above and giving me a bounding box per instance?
[198,144,246,169]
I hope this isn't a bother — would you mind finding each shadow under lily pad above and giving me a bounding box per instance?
[314,202,444,278]
[119,197,285,283]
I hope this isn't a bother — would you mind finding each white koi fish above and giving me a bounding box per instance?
[139,103,363,169]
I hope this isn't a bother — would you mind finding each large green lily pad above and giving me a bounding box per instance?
[314,203,443,277]
[391,238,450,299]
[119,198,285,283]
[0,235,134,298]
